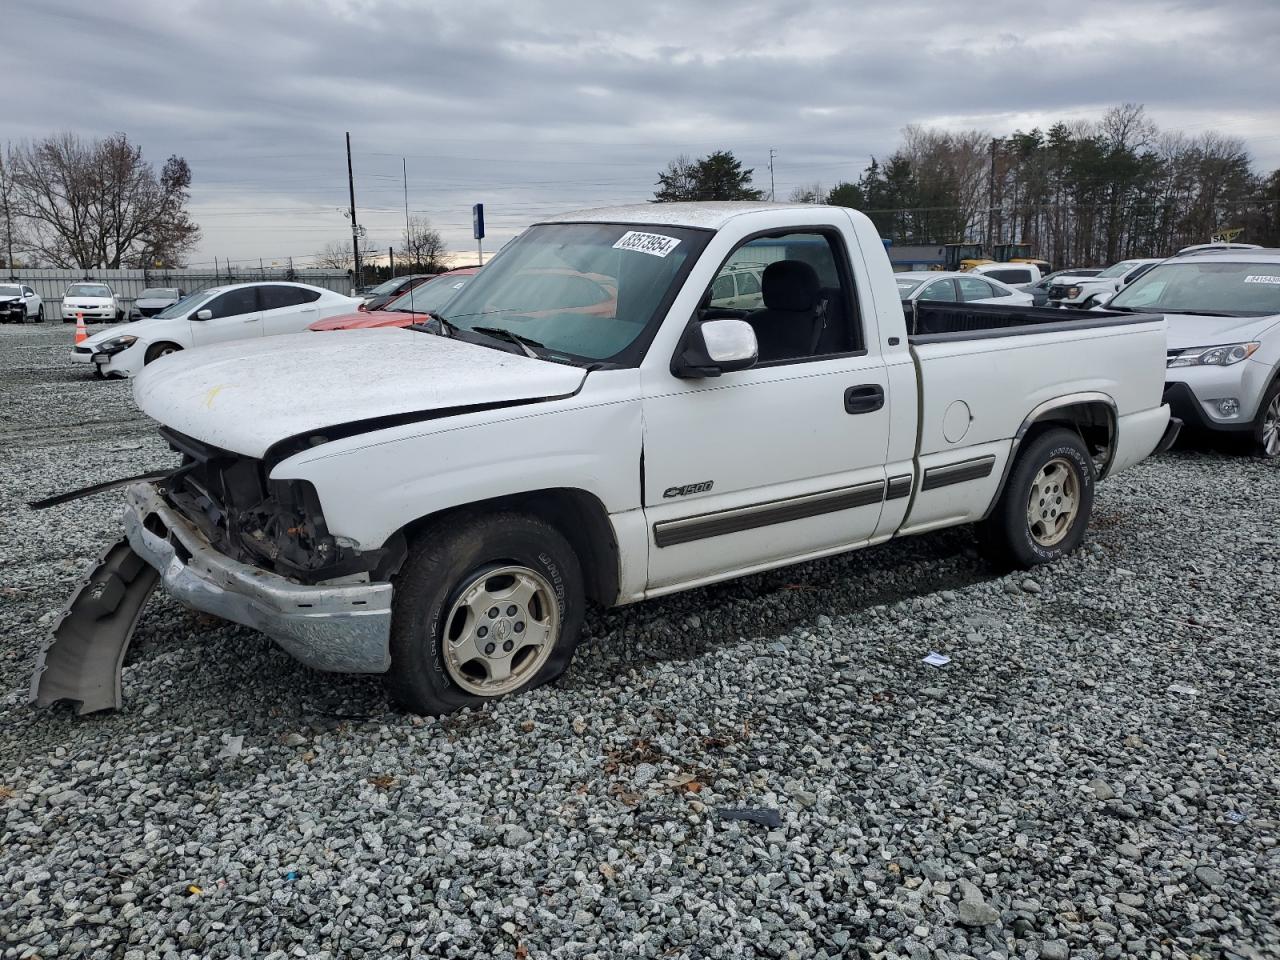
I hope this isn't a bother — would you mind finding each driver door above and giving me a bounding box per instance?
[641,228,891,591]
[190,286,263,346]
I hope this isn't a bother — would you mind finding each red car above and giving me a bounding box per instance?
[309,268,479,331]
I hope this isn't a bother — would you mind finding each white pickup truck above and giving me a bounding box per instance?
[32,203,1179,716]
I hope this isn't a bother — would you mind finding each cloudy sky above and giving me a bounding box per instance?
[8,0,1280,265]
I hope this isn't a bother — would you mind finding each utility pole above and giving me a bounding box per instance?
[346,132,362,289]
[0,146,13,275]
[389,246,394,277]
[768,148,777,202]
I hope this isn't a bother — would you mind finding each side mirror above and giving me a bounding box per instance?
[194,308,213,320]
[671,318,757,378]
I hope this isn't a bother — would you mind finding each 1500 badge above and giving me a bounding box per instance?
[663,481,713,498]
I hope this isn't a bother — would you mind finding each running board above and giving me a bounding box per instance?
[29,538,159,715]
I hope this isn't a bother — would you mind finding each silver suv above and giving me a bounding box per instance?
[1107,248,1280,456]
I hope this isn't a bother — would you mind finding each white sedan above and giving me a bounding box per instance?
[72,282,361,378]
[896,271,1034,306]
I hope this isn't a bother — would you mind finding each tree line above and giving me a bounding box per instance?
[655,104,1280,266]
[0,133,199,270]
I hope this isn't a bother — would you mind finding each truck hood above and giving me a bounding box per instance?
[132,328,586,459]
[1163,313,1280,351]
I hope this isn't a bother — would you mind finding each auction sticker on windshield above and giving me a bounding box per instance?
[1244,275,1280,285]
[613,231,682,258]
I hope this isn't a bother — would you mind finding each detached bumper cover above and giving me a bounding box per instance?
[123,482,393,673]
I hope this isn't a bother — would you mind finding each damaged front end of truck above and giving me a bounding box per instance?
[29,428,406,714]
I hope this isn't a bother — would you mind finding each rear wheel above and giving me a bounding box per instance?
[143,342,181,364]
[385,512,584,715]
[1254,380,1280,458]
[35,306,44,323]
[979,427,1095,568]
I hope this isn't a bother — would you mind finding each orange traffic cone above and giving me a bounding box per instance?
[74,314,88,345]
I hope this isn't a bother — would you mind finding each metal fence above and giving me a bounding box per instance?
[5,267,353,315]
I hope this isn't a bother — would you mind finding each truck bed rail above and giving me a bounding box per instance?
[907,301,1160,343]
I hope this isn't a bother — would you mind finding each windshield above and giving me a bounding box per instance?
[367,276,413,297]
[387,275,472,314]
[1096,261,1140,279]
[153,289,215,320]
[138,288,178,298]
[67,284,111,297]
[0,285,20,297]
[1109,260,1280,317]
[895,278,925,296]
[439,222,710,364]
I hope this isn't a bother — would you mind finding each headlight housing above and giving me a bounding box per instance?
[96,334,138,355]
[1066,285,1081,297]
[1167,342,1260,367]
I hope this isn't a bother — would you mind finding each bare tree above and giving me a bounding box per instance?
[314,239,365,271]
[788,182,825,204]
[401,215,446,271]
[9,132,199,268]
[0,144,26,270]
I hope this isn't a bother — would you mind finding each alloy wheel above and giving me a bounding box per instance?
[1027,457,1080,547]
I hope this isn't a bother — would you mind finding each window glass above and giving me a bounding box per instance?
[704,231,862,364]
[895,277,925,297]
[439,222,709,364]
[155,290,215,320]
[23,286,35,296]
[206,287,259,319]
[138,288,179,298]
[1109,261,1280,317]
[1097,260,1139,279]
[986,269,1031,284]
[259,285,320,310]
[957,277,995,301]
[67,284,111,297]
[0,285,20,297]
[711,275,735,302]
[387,275,472,314]
[921,280,958,301]
[737,270,761,297]
[987,283,1013,298]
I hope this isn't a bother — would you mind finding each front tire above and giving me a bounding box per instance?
[1254,380,1280,458]
[143,342,182,364]
[386,512,585,715]
[979,427,1095,568]
[35,306,44,323]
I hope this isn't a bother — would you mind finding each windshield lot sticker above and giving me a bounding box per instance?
[613,231,681,258]
[1244,275,1280,285]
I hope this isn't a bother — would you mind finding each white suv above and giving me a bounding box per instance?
[1049,258,1162,309]
[1106,248,1280,456]
[61,282,121,323]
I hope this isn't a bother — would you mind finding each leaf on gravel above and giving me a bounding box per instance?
[521,720,535,732]
[514,944,528,960]
[367,774,395,791]
[0,785,15,800]
[186,885,203,896]
[599,862,617,880]
[302,750,316,764]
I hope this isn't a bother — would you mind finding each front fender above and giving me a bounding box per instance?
[269,385,643,553]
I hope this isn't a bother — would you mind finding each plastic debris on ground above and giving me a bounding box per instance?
[717,808,782,828]
[922,652,951,668]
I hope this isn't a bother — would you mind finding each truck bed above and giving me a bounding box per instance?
[905,301,1155,341]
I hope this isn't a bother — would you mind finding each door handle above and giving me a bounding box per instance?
[844,384,884,414]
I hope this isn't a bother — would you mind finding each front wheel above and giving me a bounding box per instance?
[979,427,1095,568]
[386,512,585,715]
[1254,380,1280,458]
[35,306,44,323]
[143,342,182,364]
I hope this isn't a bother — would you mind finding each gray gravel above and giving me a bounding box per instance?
[2,322,1279,959]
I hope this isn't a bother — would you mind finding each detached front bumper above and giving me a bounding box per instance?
[123,482,393,673]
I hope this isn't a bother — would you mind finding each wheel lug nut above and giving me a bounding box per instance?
[514,621,525,633]
[503,640,514,652]
[477,626,488,639]
[506,604,518,616]
[484,642,496,655]
[488,607,499,619]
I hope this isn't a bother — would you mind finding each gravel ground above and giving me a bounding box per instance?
[1,322,1277,960]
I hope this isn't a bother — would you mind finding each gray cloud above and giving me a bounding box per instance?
[7,0,1278,263]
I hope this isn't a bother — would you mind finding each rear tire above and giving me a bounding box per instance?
[979,427,1095,569]
[143,342,182,364]
[1254,379,1280,459]
[35,306,44,323]
[385,511,585,715]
